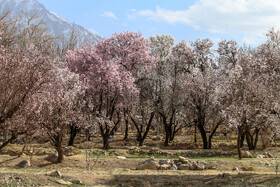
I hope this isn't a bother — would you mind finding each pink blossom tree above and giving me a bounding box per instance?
[66,31,155,149]
[38,64,83,163]
[0,14,55,150]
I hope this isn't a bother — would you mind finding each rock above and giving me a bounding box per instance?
[159,164,170,170]
[179,164,192,170]
[170,164,178,170]
[128,146,141,154]
[218,173,231,179]
[265,152,274,158]
[256,154,264,158]
[74,179,83,184]
[197,164,206,170]
[205,162,217,169]
[159,159,173,165]
[16,160,31,168]
[241,166,254,171]
[173,160,182,166]
[116,156,126,159]
[49,170,62,177]
[191,162,198,170]
[56,179,72,185]
[151,136,161,140]
[178,156,191,164]
[44,153,58,163]
[136,158,159,170]
[232,166,239,172]
[265,163,271,166]
[242,151,252,158]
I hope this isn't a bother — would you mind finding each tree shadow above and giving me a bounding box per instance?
[37,162,57,167]
[0,156,20,165]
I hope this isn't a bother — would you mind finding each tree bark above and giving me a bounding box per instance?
[197,124,208,149]
[237,128,242,160]
[102,133,110,150]
[68,123,79,146]
[123,119,129,141]
[194,126,197,143]
[56,145,64,163]
[53,134,64,163]
[0,134,17,151]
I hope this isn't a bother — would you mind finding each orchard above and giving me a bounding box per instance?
[1,13,280,186]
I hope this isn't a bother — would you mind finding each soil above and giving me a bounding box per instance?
[1,133,280,186]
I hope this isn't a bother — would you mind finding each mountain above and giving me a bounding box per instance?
[0,0,102,43]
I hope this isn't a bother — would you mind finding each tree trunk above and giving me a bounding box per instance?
[237,129,242,160]
[197,124,208,149]
[0,134,17,151]
[164,132,169,146]
[68,123,79,146]
[139,139,144,146]
[194,126,197,143]
[54,135,64,163]
[253,128,260,150]
[245,130,253,150]
[123,119,129,141]
[85,129,91,141]
[240,132,245,148]
[208,136,212,149]
[2,129,7,144]
[102,133,110,150]
[56,146,64,163]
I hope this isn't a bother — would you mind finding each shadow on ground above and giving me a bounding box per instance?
[104,174,280,187]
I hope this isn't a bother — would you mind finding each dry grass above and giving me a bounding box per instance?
[1,133,280,186]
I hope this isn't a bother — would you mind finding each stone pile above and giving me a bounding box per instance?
[136,156,216,171]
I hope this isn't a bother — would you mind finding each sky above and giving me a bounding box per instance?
[37,0,280,46]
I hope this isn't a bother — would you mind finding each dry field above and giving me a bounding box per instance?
[1,133,280,186]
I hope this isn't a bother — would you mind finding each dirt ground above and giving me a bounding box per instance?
[1,154,280,186]
[1,133,280,186]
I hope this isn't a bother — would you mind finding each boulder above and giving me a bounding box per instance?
[74,179,83,184]
[197,164,206,170]
[191,162,198,170]
[205,162,217,169]
[116,156,126,159]
[56,179,72,185]
[173,160,182,166]
[178,156,191,164]
[16,160,31,168]
[241,166,254,171]
[256,154,264,158]
[44,153,58,163]
[265,152,274,158]
[136,161,159,170]
[178,164,193,170]
[159,164,170,170]
[151,136,161,141]
[242,151,252,158]
[136,158,159,170]
[169,164,178,170]
[49,170,62,177]
[159,159,173,165]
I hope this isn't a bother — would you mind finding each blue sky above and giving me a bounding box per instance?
[37,0,280,46]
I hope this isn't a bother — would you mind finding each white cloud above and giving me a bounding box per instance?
[130,0,280,44]
[128,8,137,12]
[101,11,118,20]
